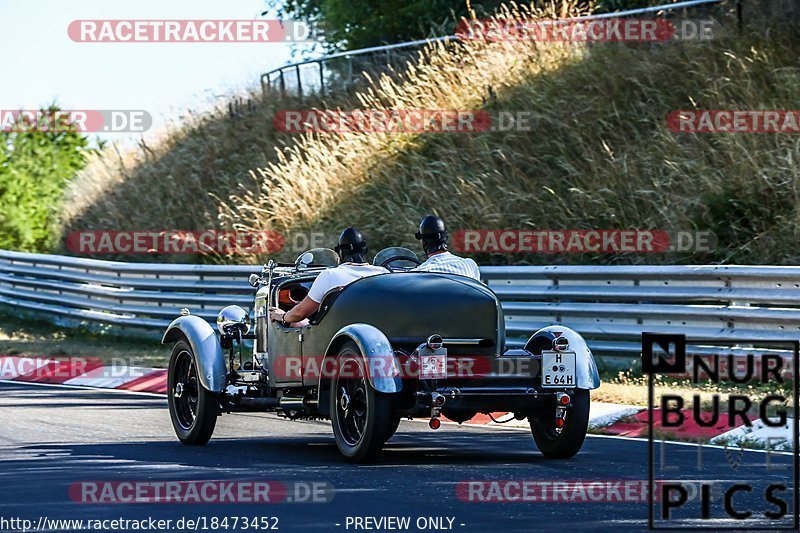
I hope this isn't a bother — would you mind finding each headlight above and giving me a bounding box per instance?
[216,305,250,336]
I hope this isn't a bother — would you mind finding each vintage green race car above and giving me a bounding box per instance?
[163,247,600,462]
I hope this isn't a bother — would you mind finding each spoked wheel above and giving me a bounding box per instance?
[530,388,590,459]
[330,341,391,463]
[168,340,219,445]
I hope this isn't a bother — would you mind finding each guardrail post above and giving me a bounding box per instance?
[318,61,324,96]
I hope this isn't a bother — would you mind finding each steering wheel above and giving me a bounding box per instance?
[379,255,422,272]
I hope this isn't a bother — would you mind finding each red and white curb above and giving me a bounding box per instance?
[0,355,639,432]
[1,355,792,446]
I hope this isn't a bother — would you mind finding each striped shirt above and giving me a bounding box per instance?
[413,251,481,281]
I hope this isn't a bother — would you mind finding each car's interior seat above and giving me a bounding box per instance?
[307,286,345,325]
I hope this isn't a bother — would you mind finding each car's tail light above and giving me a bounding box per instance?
[553,336,569,352]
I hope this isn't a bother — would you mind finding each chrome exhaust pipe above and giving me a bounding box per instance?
[279,396,308,410]
[431,392,446,407]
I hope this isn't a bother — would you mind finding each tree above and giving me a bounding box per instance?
[273,0,680,51]
[0,107,93,252]
[273,0,507,50]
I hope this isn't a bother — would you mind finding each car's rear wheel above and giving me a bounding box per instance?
[383,416,402,442]
[168,340,219,445]
[530,388,590,458]
[330,341,391,462]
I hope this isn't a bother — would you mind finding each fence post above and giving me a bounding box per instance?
[347,57,353,87]
[736,0,743,31]
[318,61,325,96]
[296,65,303,97]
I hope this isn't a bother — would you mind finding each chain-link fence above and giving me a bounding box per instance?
[260,0,738,99]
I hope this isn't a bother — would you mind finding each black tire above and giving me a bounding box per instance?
[330,341,392,462]
[167,340,219,445]
[530,388,590,459]
[383,416,402,442]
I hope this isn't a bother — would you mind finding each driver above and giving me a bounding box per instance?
[412,215,481,281]
[269,227,388,326]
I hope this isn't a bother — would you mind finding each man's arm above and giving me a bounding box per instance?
[279,296,319,324]
[269,270,328,325]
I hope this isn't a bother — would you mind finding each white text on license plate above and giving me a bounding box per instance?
[541,350,576,388]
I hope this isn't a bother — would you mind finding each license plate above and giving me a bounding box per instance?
[541,350,576,388]
[420,350,447,379]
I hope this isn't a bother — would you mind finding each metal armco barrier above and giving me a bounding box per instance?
[1,249,798,361]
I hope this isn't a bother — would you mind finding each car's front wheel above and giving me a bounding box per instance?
[167,340,219,445]
[330,341,392,462]
[530,388,590,458]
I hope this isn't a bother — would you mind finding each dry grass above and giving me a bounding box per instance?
[59,90,345,262]
[0,308,167,367]
[61,1,800,265]
[220,1,800,264]
[595,371,795,408]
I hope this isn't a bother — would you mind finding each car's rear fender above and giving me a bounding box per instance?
[162,315,226,393]
[317,323,403,417]
[525,326,600,390]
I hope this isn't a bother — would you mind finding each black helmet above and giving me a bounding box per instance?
[335,227,367,263]
[415,215,448,255]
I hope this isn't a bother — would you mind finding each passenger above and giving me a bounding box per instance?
[269,227,388,326]
[411,215,481,281]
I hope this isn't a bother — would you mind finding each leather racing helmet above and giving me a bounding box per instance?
[415,215,448,256]
[335,227,368,263]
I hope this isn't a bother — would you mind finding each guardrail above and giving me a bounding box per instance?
[261,0,731,98]
[1,249,798,362]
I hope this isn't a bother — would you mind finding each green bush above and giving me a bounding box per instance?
[0,108,92,252]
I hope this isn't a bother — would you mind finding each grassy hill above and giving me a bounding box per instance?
[62,1,800,265]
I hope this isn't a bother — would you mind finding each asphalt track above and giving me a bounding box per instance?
[0,382,795,533]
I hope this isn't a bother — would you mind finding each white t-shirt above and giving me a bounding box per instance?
[307,263,388,303]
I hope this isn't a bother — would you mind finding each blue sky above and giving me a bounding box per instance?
[0,0,312,140]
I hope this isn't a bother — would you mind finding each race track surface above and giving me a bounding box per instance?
[0,382,794,532]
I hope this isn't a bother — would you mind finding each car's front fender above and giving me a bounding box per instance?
[525,326,600,390]
[162,315,226,393]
